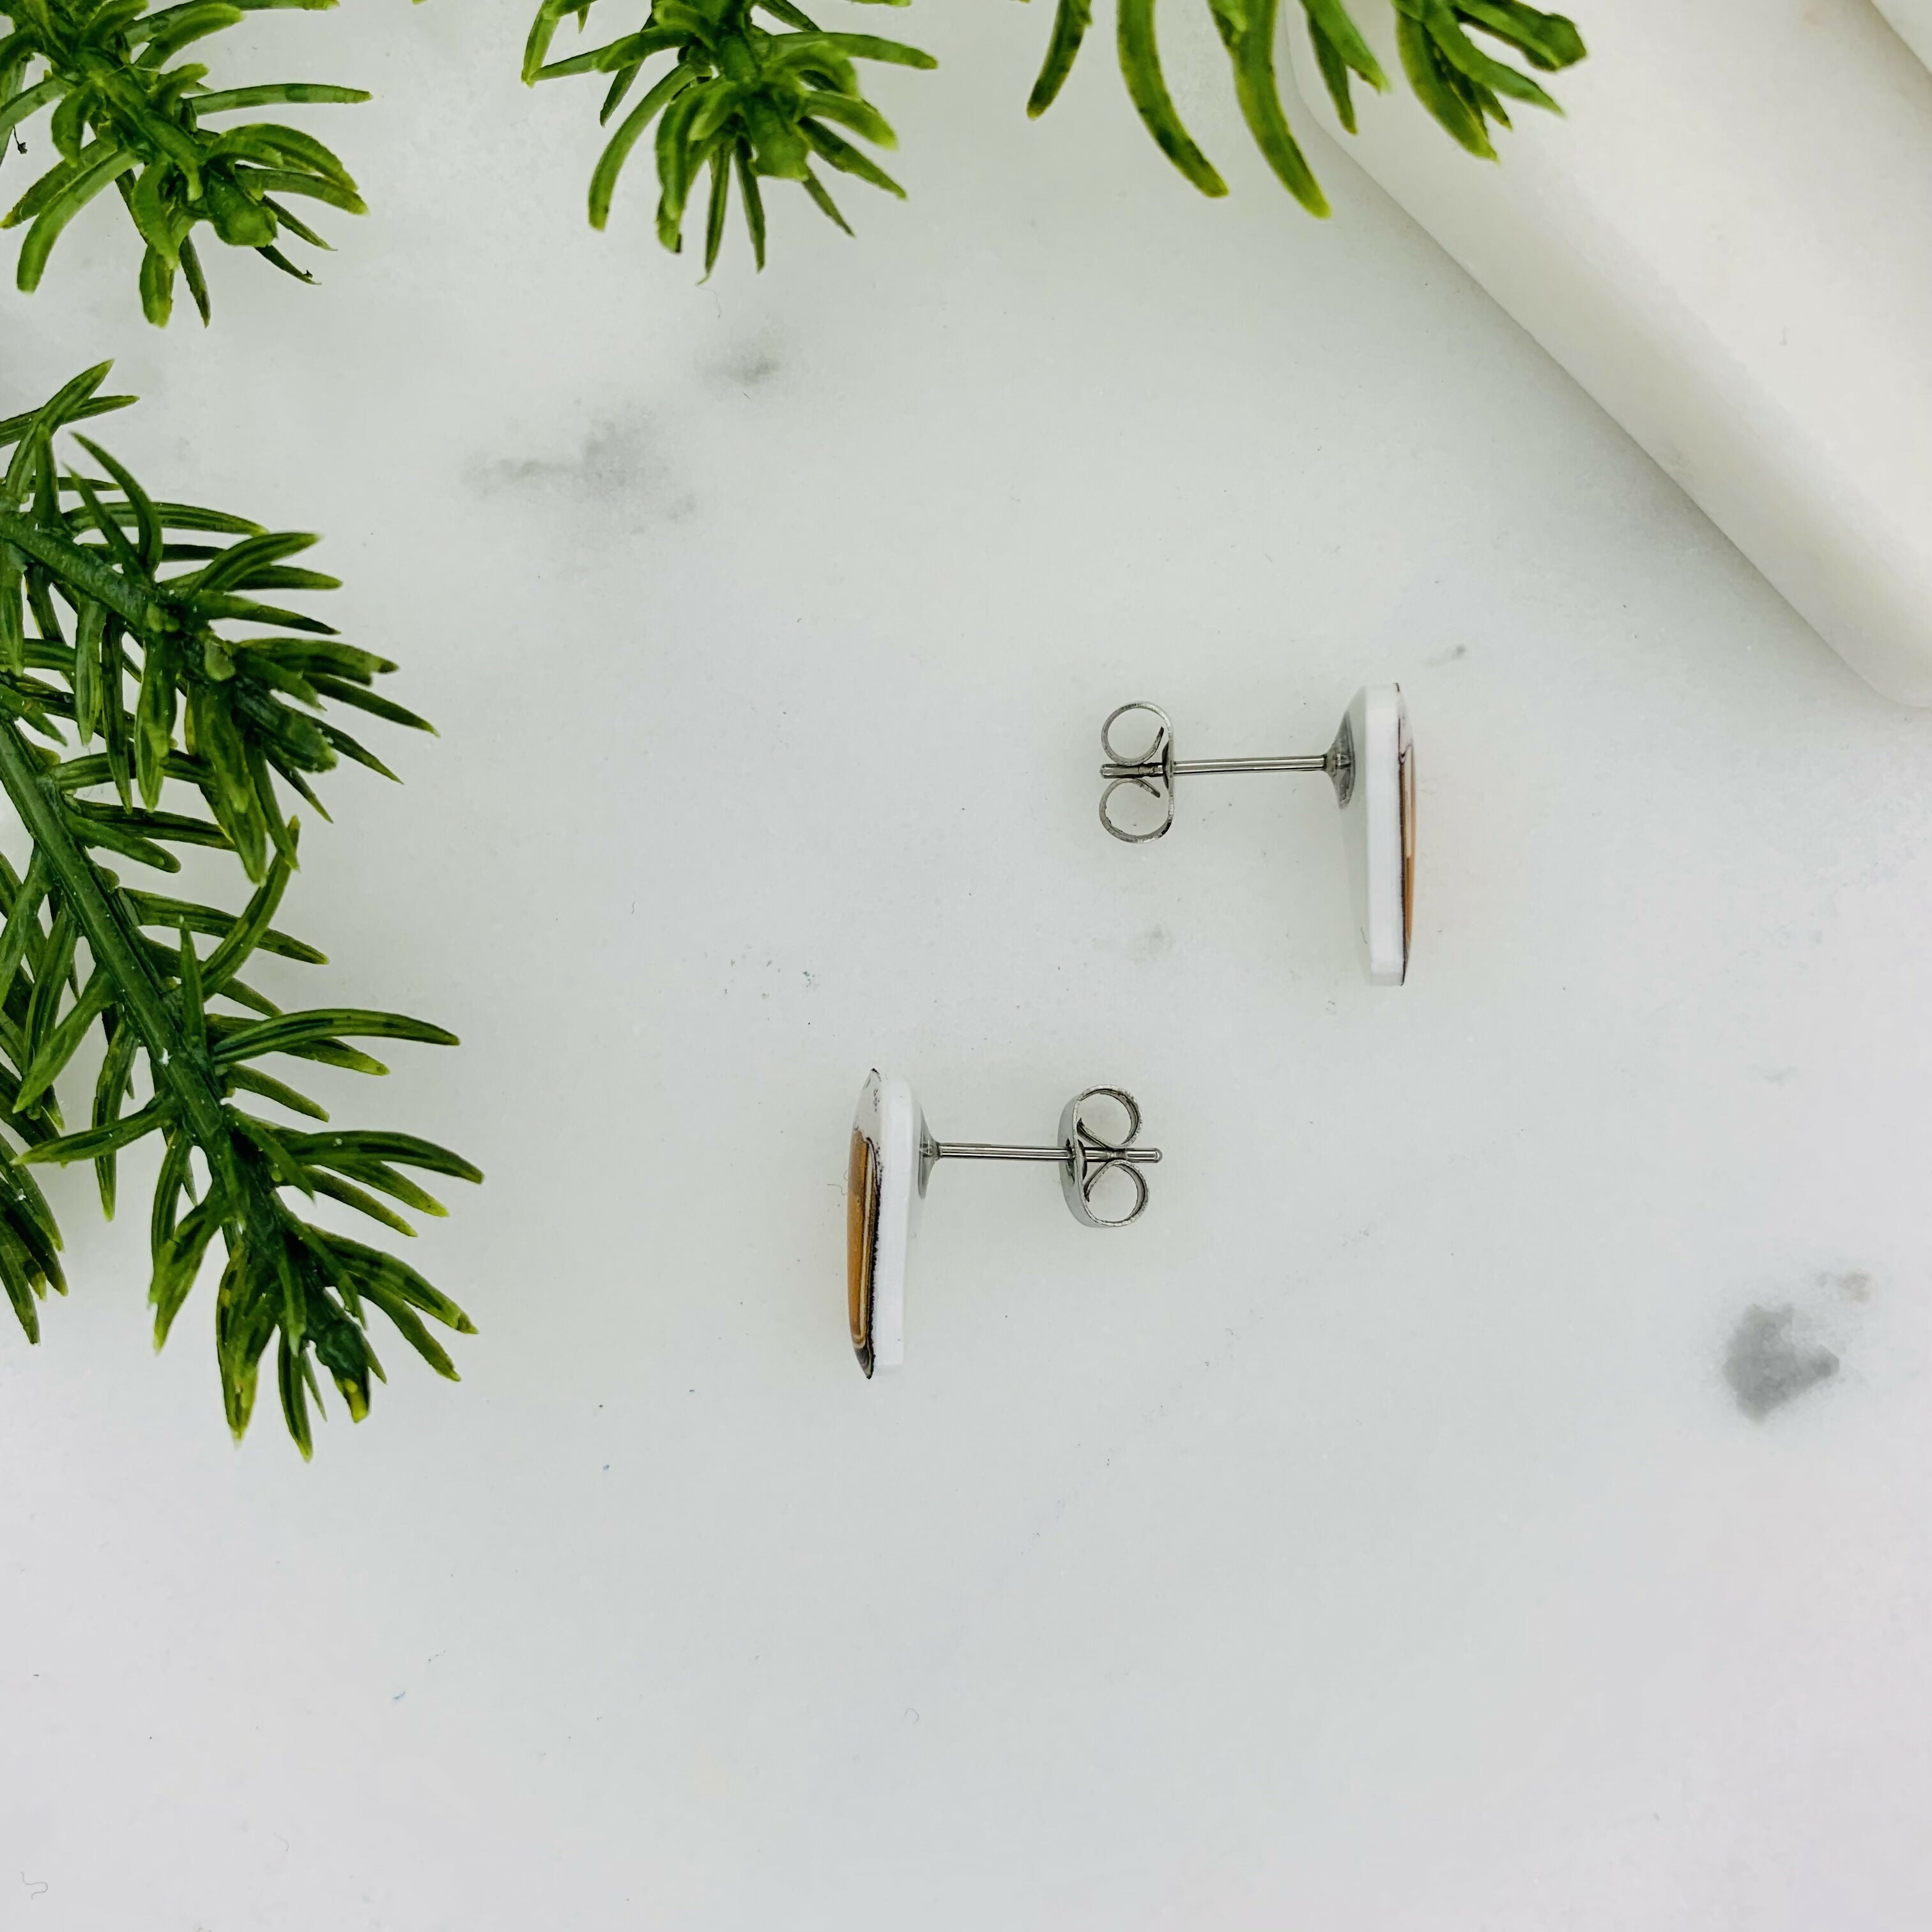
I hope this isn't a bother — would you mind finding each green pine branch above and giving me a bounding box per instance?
[0,0,369,325]
[1033,0,1587,214]
[530,0,1583,267]
[525,0,936,273]
[0,365,479,1455]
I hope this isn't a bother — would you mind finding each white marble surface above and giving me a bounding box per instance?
[4,3,1931,1926]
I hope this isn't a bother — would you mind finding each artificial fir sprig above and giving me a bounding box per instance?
[0,365,479,1453]
[532,0,1584,268]
[1028,0,1586,215]
[525,0,935,271]
[0,0,368,325]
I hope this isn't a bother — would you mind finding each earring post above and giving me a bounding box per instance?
[931,1142,1162,1166]
[1169,754,1331,776]
[1099,753,1330,780]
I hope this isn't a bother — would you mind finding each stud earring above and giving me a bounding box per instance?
[847,1070,1162,1378]
[1096,685,1415,986]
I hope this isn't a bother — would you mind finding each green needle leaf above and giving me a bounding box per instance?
[590,65,694,229]
[213,1007,459,1065]
[21,1095,175,1164]
[1117,0,1228,197]
[1228,0,1328,215]
[1027,0,1092,117]
[17,147,136,291]
[188,83,371,113]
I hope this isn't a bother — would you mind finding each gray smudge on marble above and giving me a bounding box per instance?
[711,335,782,392]
[466,413,663,505]
[1723,1303,1839,1420]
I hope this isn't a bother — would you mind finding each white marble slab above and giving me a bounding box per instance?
[1285,0,1932,705]
[1876,0,1932,71]
[1,1,1929,1925]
